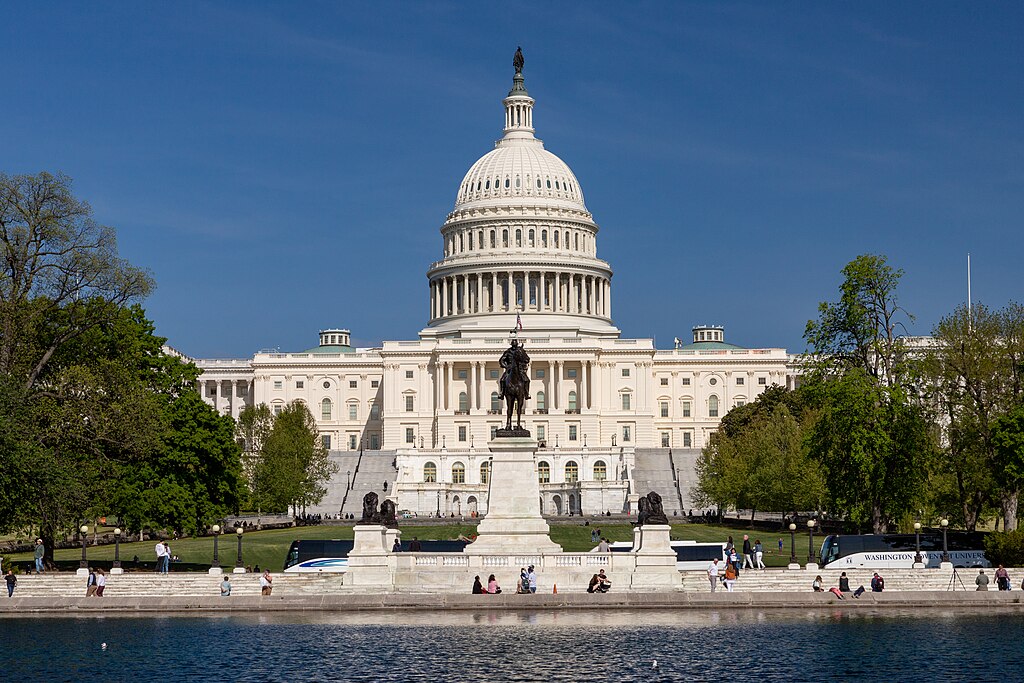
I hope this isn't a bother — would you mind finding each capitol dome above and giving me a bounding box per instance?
[454,141,587,212]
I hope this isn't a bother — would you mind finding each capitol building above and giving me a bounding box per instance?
[190,55,798,518]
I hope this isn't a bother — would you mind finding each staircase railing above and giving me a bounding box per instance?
[667,448,685,513]
[339,446,366,514]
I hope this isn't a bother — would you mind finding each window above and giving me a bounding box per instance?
[273,404,283,416]
[296,380,304,389]
[538,461,550,483]
[567,368,577,379]
[660,378,668,386]
[516,229,522,247]
[490,426,497,439]
[681,378,691,386]
[321,435,331,450]
[683,431,692,448]
[458,426,467,442]
[661,432,670,447]
[537,425,545,441]
[480,461,491,484]
[622,425,632,442]
[709,377,717,386]
[708,395,719,418]
[274,380,283,390]
[321,398,332,421]
[370,404,380,420]
[503,229,509,247]
[594,460,607,481]
[424,462,437,483]
[369,434,379,450]
[568,391,578,411]
[682,401,692,417]
[491,392,501,411]
[536,369,545,379]
[565,460,579,482]
[323,381,331,389]
[569,425,578,441]
[371,380,379,388]
[405,395,414,412]
[622,394,631,410]
[622,368,630,377]
[758,377,767,385]
[349,434,358,450]
[489,369,499,379]
[736,400,746,407]
[537,391,546,411]
[348,404,358,420]
[405,428,414,444]
[457,369,467,379]
[458,392,468,412]
[736,376,745,386]
[660,401,669,418]
[490,230,496,248]
[349,380,358,389]
[452,462,466,484]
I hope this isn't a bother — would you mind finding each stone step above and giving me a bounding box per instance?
[7,573,348,597]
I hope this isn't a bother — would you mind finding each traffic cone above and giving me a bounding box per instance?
[553,583,557,594]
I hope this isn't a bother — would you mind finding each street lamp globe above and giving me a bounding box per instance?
[788,523,796,531]
[80,525,88,534]
[212,524,220,533]
[236,527,244,535]
[114,528,121,536]
[913,522,921,531]
[807,519,816,528]
[940,518,949,527]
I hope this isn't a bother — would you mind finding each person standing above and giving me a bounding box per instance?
[994,565,1011,591]
[707,558,720,592]
[162,542,171,573]
[154,540,166,573]
[742,535,754,570]
[527,566,537,594]
[597,537,610,553]
[871,572,885,592]
[5,570,16,597]
[754,539,765,570]
[260,569,273,596]
[777,538,784,555]
[95,569,106,597]
[729,547,741,577]
[724,562,737,592]
[591,528,599,544]
[392,539,402,552]
[408,537,422,552]
[86,568,98,597]
[33,539,45,574]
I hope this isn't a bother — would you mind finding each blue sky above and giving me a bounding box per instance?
[3,2,1021,357]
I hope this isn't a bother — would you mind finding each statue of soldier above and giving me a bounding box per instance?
[498,338,530,401]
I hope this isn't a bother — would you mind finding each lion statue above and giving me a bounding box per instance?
[358,492,380,525]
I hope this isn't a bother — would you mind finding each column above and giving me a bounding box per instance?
[444,362,451,411]
[589,276,596,314]
[460,275,467,314]
[506,272,513,311]
[440,278,448,317]
[476,275,482,314]
[539,272,546,311]
[553,361,560,410]
[490,273,496,312]
[582,361,590,410]
[605,280,611,319]
[469,361,477,412]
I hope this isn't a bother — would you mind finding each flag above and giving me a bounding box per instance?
[516,312,523,331]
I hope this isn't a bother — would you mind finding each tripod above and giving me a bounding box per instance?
[947,567,966,591]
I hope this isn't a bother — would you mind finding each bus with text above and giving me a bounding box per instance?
[817,532,989,569]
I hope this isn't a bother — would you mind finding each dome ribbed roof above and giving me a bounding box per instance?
[453,140,587,211]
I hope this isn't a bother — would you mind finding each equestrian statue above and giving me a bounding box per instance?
[497,336,531,435]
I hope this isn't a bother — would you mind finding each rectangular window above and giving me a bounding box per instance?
[536,369,545,379]
[370,404,380,420]
[369,434,380,450]
[567,368,578,379]
[660,377,668,386]
[406,370,414,379]
[621,368,630,377]
[489,369,499,379]
[683,431,692,448]
[405,428,414,444]
[349,434,358,450]
[621,394,631,410]
[682,401,691,417]
[736,400,746,407]
[405,396,414,412]
[349,380,358,389]
[273,380,282,390]
[622,426,631,442]
[348,404,358,420]
[568,425,578,441]
[457,369,467,379]
[321,435,331,450]
[660,401,669,418]
[661,432,670,447]
[458,426,467,442]
[296,380,304,389]
[758,377,767,385]
[736,376,744,386]
[371,380,379,388]
[681,377,691,386]
[490,426,497,439]
[537,425,546,441]
[273,405,283,416]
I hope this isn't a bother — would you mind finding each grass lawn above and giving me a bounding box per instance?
[7,522,798,571]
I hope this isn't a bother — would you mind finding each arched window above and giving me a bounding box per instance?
[424,462,437,483]
[555,180,560,190]
[565,461,579,483]
[574,233,579,250]
[480,461,491,484]
[594,460,607,481]
[503,230,509,248]
[516,229,522,247]
[515,176,521,188]
[321,398,332,420]
[546,178,551,189]
[538,461,550,483]
[458,391,468,412]
[452,462,466,484]
[490,230,496,248]
[459,233,464,252]
[504,177,510,188]
[485,179,490,190]
[479,230,484,248]
[536,391,546,411]
[709,395,719,418]
[491,392,501,412]
[537,178,542,188]
[568,391,578,411]
[542,230,548,247]
[554,230,559,247]
[468,232,474,250]
[528,229,535,247]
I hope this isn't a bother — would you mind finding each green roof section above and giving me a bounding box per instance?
[676,341,745,351]
[303,344,356,354]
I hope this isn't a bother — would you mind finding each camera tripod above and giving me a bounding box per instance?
[946,567,967,591]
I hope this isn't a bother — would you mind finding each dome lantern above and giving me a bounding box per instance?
[502,46,535,141]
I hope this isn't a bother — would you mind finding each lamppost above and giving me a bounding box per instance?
[807,519,817,566]
[940,518,950,564]
[788,522,798,567]
[346,470,351,491]
[913,521,923,566]
[113,528,122,572]
[211,525,221,573]
[80,525,89,568]
[234,527,245,573]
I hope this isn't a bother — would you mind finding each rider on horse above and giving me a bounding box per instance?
[497,338,530,401]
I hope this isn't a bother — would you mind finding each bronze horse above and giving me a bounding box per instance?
[499,339,530,432]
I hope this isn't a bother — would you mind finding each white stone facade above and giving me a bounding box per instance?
[191,59,799,516]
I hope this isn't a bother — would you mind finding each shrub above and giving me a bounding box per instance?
[984,530,1024,566]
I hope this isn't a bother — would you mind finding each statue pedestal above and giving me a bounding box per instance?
[346,524,393,589]
[629,524,679,590]
[465,437,562,555]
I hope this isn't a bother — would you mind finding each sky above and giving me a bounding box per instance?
[2,2,1022,357]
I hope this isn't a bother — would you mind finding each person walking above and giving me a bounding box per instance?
[260,569,273,596]
[591,528,599,544]
[86,568,98,597]
[754,539,765,570]
[994,565,1011,591]
[742,535,754,570]
[95,569,106,597]
[707,558,720,592]
[33,539,45,574]
[527,566,537,594]
[724,562,737,592]
[220,576,232,596]
[729,547,741,577]
[5,570,16,597]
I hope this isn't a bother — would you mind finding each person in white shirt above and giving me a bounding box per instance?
[707,558,720,592]
[260,570,273,596]
[154,541,166,573]
[95,569,107,597]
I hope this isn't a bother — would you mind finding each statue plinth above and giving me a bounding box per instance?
[494,427,530,438]
[464,436,561,555]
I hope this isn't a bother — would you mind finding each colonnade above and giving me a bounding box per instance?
[431,359,593,414]
[430,271,610,321]
[196,378,252,418]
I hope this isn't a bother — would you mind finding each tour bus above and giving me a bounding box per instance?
[609,540,727,570]
[817,533,989,570]
[283,538,468,573]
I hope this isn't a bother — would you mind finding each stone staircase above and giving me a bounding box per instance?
[678,567,1013,592]
[338,449,399,517]
[631,448,686,515]
[7,572,347,598]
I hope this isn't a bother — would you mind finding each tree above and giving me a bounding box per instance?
[0,172,153,389]
[249,403,337,514]
[803,254,932,532]
[991,402,1024,528]
[236,403,274,506]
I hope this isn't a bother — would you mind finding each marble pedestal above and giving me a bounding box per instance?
[628,524,680,590]
[465,437,562,555]
[346,524,394,589]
